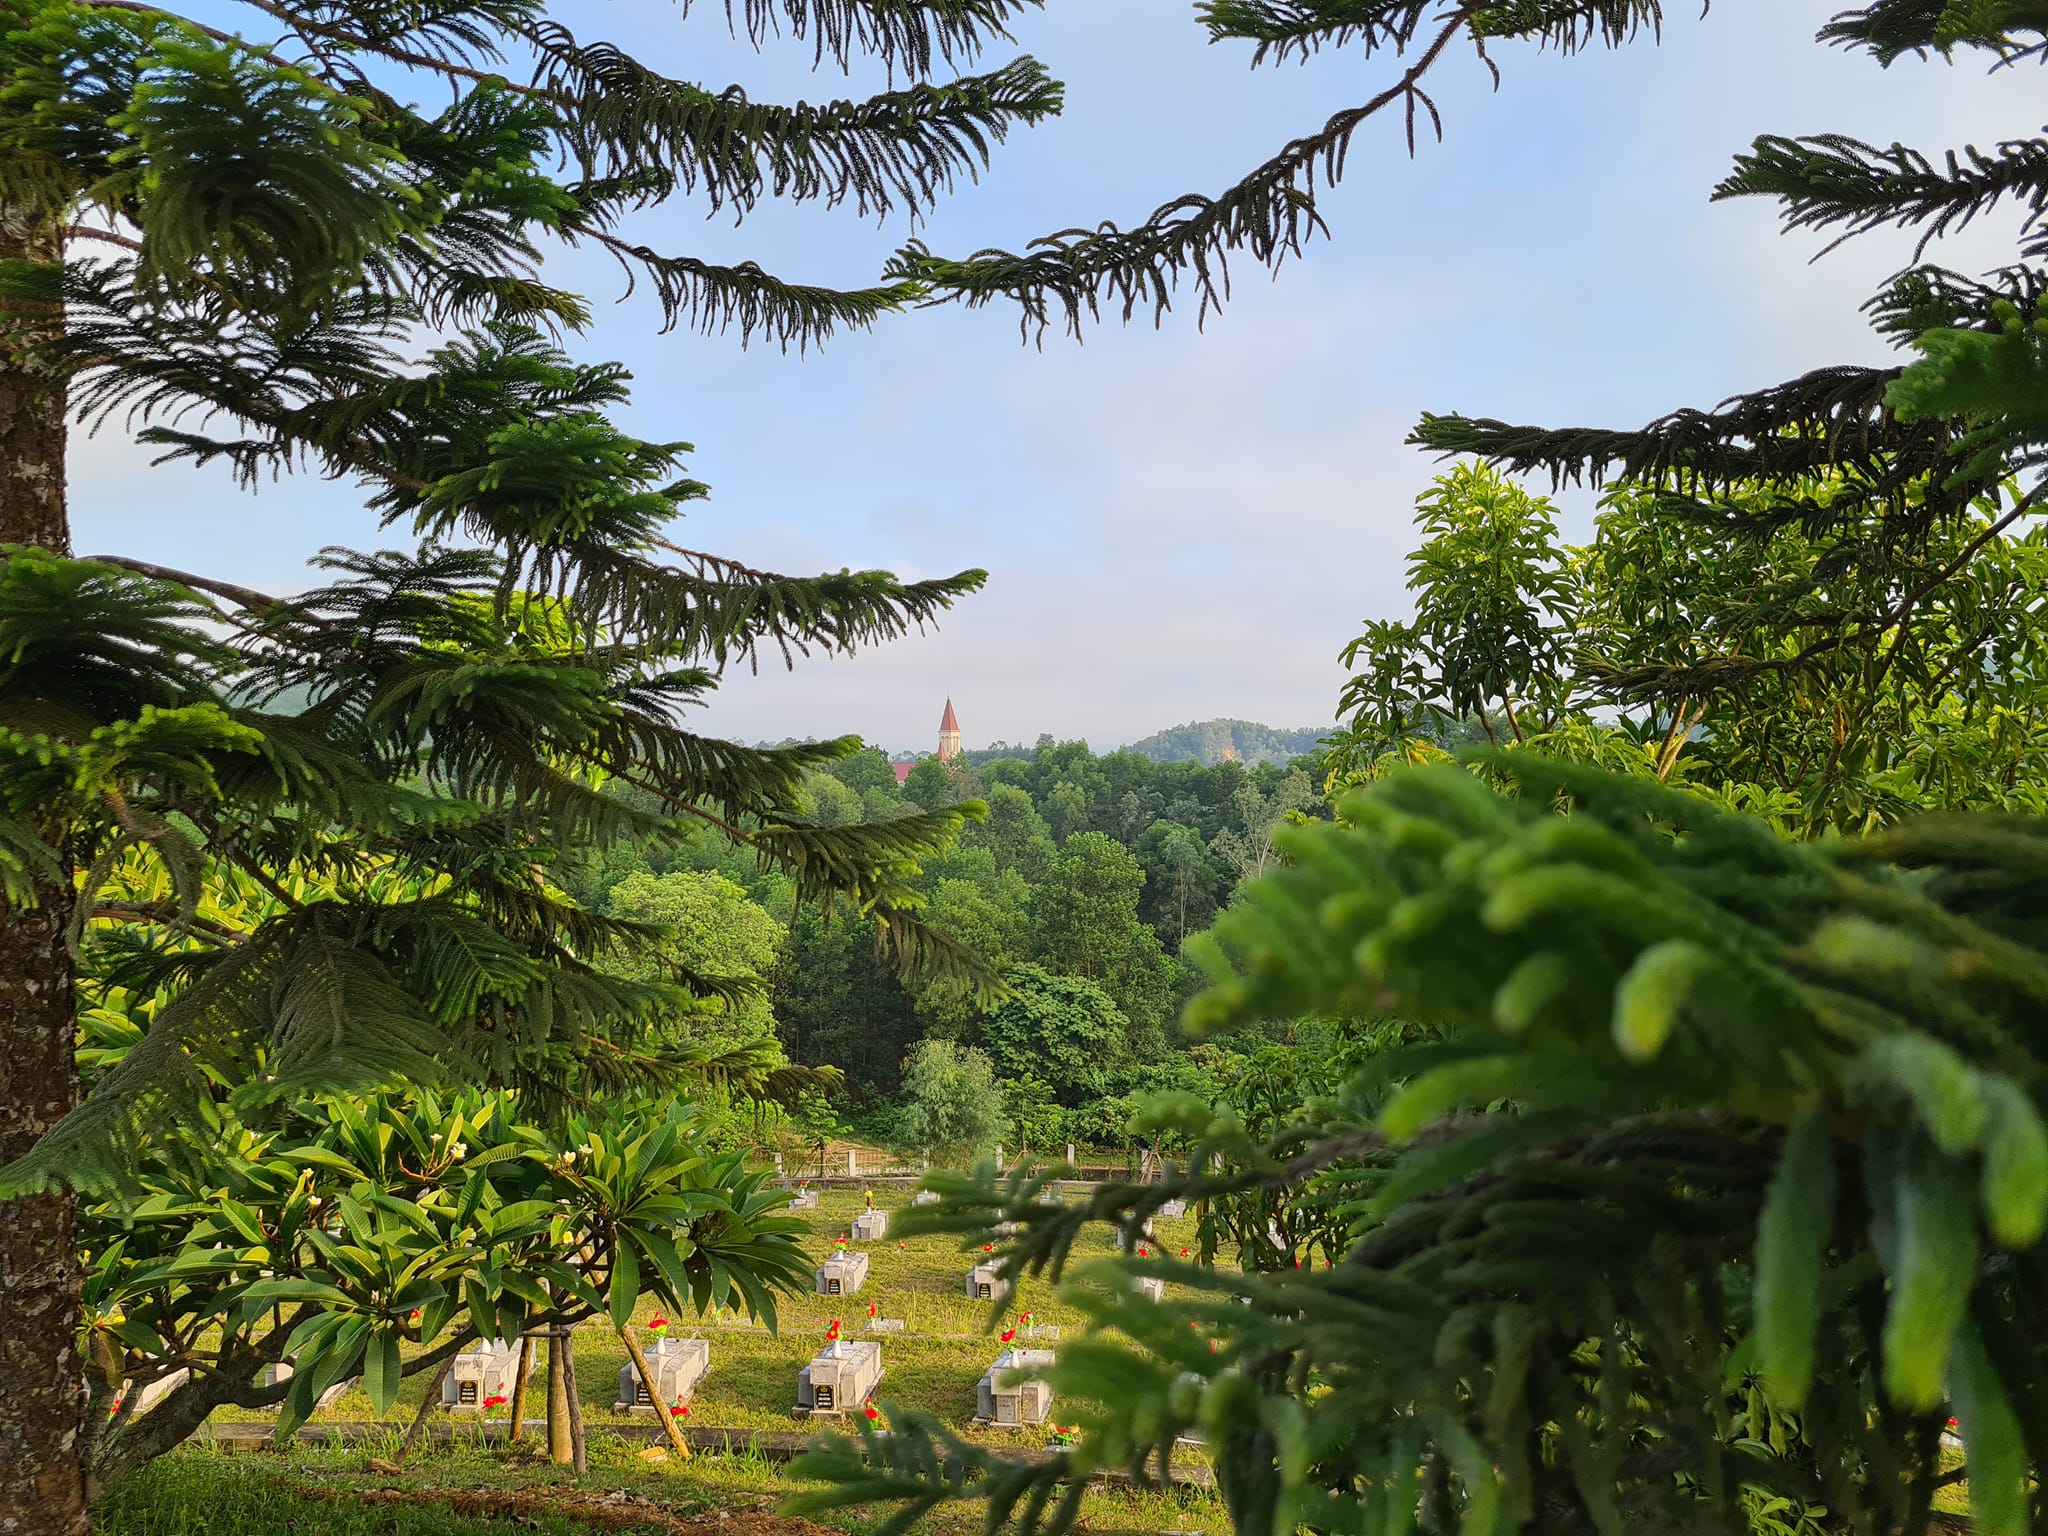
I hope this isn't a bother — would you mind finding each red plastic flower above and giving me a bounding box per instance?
[1000,1327,1017,1343]
[1137,1245,1150,1258]
[647,1315,669,1333]
[1179,1248,1190,1259]
[483,1394,507,1410]
[982,1243,993,1253]
[868,1301,877,1317]
[1948,1416,1960,1429]
[670,1402,691,1418]
[863,1402,881,1422]
[825,1319,842,1341]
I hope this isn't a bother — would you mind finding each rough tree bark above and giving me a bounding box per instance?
[0,209,90,1534]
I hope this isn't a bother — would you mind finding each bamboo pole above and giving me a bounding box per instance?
[618,1326,691,1461]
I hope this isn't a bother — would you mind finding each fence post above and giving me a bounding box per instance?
[847,1147,857,1178]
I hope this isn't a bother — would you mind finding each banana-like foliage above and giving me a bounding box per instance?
[78,1085,808,1482]
[795,756,2048,1536]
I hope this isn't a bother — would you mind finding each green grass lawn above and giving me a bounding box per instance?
[105,1439,1228,1536]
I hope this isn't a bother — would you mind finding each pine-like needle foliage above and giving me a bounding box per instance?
[1413,3,2048,617]
[795,755,2048,1536]
[0,0,1065,1192]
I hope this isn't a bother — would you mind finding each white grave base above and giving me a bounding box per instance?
[617,1336,711,1413]
[796,1339,884,1418]
[975,1347,1056,1427]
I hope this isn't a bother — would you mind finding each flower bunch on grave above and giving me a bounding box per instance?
[648,1316,669,1335]
[863,1402,882,1424]
[826,1319,842,1342]
[670,1400,690,1419]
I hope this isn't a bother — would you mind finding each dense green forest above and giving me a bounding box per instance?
[561,740,1329,1148]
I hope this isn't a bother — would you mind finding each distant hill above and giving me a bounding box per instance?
[1121,719,1327,767]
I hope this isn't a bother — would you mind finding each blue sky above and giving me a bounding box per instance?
[69,1,2043,753]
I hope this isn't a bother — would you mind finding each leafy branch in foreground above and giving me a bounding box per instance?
[798,754,2048,1536]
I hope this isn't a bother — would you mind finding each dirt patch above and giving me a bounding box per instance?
[302,1482,843,1536]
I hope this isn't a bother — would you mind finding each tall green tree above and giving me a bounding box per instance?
[0,0,1079,1521]
[1029,831,1175,1046]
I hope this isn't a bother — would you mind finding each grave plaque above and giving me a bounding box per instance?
[964,1262,1011,1303]
[796,1338,884,1417]
[974,1347,1056,1427]
[1158,1199,1187,1219]
[616,1336,711,1413]
[816,1250,870,1296]
[865,1317,905,1334]
[789,1189,819,1211]
[851,1208,889,1241]
[1134,1276,1166,1304]
[911,1190,941,1207]
[442,1338,527,1411]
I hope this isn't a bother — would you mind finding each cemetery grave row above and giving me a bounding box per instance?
[201,1187,1221,1442]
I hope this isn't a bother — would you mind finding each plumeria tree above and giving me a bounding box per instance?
[80,1085,806,1482]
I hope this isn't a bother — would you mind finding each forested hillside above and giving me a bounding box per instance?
[1120,718,1326,766]
[561,739,1331,1149]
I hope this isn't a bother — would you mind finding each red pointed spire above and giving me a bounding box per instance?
[940,698,959,734]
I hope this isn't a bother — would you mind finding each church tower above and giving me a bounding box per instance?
[938,698,961,762]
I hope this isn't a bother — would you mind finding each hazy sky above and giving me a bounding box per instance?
[68,2,2043,753]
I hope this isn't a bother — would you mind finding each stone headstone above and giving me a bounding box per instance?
[975,1347,1056,1427]
[1133,1276,1166,1304]
[964,1262,1011,1303]
[616,1336,711,1413]
[851,1209,889,1241]
[911,1189,941,1207]
[789,1189,819,1211]
[816,1250,870,1296]
[796,1338,884,1417]
[1114,1219,1156,1251]
[865,1317,905,1334]
[442,1338,527,1411]
[1019,1324,1062,1342]
[1158,1199,1187,1219]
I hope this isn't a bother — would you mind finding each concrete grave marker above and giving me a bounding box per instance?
[442,1338,527,1411]
[789,1188,819,1211]
[616,1336,711,1413]
[1158,1199,1187,1219]
[911,1189,941,1207]
[816,1250,869,1296]
[851,1208,889,1241]
[964,1262,1011,1303]
[796,1338,884,1418]
[975,1346,1056,1427]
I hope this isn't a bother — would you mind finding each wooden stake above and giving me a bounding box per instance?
[561,1328,587,1474]
[620,1326,692,1461]
[507,1334,534,1444]
[395,1354,453,1462]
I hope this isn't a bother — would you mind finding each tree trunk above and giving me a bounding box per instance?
[0,208,89,1533]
